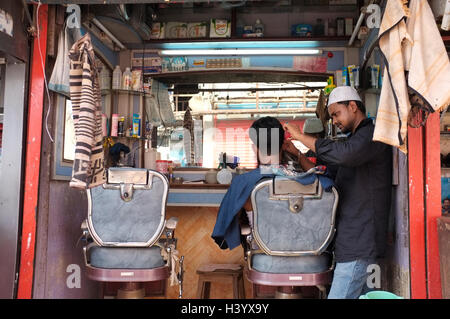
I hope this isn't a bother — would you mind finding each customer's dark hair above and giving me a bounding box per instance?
[249,116,284,156]
[339,100,366,114]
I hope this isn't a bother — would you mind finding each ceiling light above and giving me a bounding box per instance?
[160,49,322,56]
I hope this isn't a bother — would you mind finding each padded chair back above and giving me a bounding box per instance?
[87,168,168,247]
[250,176,338,256]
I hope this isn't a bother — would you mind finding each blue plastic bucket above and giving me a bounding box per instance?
[359,291,403,299]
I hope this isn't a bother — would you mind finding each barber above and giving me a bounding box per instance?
[283,86,392,299]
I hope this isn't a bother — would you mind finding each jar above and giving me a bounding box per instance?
[156,160,168,175]
[205,169,218,184]
[217,168,233,184]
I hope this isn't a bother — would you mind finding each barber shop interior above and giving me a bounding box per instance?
[0,0,449,302]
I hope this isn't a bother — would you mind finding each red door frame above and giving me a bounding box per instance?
[408,122,427,299]
[424,112,442,299]
[408,111,442,299]
[17,3,48,299]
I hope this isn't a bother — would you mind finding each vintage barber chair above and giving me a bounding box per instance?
[80,167,184,299]
[244,173,338,299]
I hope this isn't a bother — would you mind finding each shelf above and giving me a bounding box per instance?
[144,36,351,44]
[107,136,147,140]
[101,89,147,96]
[169,182,229,189]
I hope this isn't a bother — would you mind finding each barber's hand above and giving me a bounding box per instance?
[282,139,300,157]
[283,122,303,140]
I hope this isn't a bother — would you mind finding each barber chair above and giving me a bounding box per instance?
[80,167,184,299]
[244,173,338,299]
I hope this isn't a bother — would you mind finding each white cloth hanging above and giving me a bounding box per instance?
[373,0,450,153]
[49,25,82,96]
[144,79,176,126]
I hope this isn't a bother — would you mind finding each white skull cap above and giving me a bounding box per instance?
[327,86,362,107]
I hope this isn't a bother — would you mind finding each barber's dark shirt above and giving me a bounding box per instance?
[315,118,392,262]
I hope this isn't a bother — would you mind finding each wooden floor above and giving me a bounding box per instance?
[164,206,253,299]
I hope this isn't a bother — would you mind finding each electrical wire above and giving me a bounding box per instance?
[36,1,54,143]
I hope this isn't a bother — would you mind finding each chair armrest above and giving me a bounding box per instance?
[161,217,179,249]
[165,217,178,230]
[79,219,91,244]
[81,219,88,231]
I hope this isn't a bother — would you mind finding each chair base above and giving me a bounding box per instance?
[246,268,332,299]
[117,282,146,299]
[246,268,332,286]
[275,286,302,299]
[85,264,169,282]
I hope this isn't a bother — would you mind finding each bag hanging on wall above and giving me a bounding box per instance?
[49,24,82,96]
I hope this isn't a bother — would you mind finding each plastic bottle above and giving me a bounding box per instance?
[122,67,132,90]
[112,65,122,90]
[111,114,119,137]
[100,67,111,90]
[254,19,264,35]
[118,116,125,136]
[314,18,325,36]
[101,113,107,137]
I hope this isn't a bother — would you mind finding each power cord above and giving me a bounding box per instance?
[36,1,54,143]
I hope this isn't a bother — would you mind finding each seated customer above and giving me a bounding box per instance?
[211,116,333,251]
[211,116,293,250]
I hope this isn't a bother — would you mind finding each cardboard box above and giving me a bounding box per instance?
[166,22,188,39]
[210,19,231,38]
[187,22,208,38]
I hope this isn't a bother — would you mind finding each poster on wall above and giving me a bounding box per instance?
[0,9,13,37]
[131,50,162,74]
[293,56,328,73]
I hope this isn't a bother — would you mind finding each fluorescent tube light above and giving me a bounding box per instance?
[160,49,322,56]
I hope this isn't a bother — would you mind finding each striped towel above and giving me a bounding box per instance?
[68,33,105,189]
[374,0,450,153]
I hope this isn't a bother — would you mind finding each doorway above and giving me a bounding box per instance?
[0,55,28,298]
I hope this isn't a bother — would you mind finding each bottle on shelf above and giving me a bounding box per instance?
[111,114,119,137]
[100,67,111,90]
[101,113,107,137]
[122,67,132,90]
[112,65,122,90]
[118,116,125,137]
[314,18,325,36]
[254,19,264,36]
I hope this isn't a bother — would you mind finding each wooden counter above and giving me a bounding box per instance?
[168,182,229,207]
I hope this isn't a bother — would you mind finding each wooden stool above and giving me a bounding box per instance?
[196,264,245,299]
